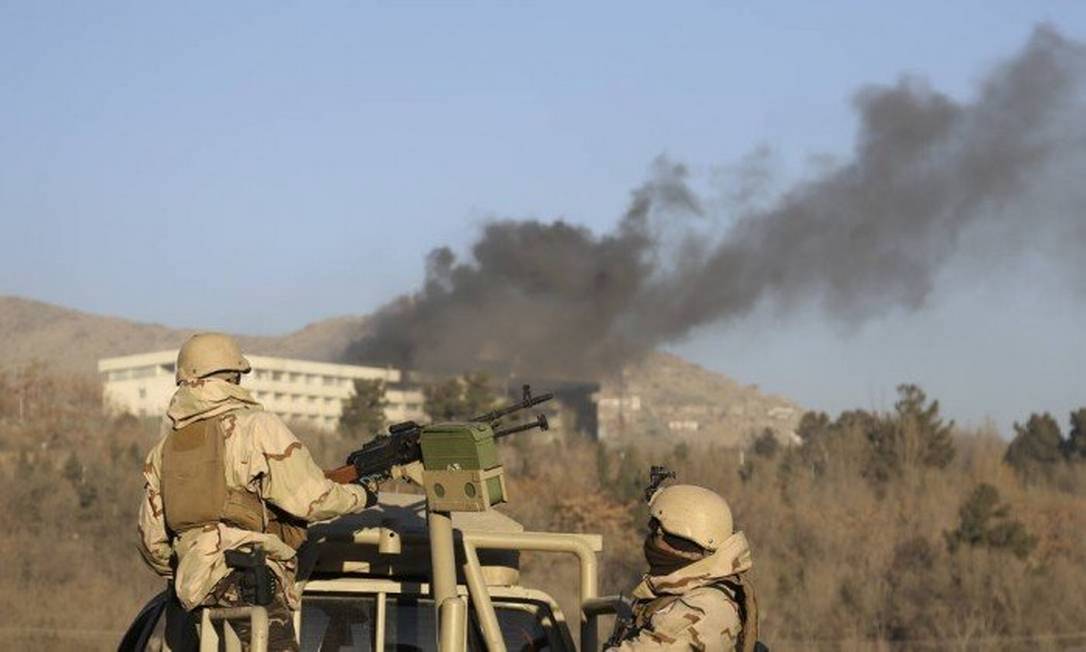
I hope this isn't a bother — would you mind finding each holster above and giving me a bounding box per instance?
[224,545,278,607]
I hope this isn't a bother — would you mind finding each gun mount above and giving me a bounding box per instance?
[320,385,562,651]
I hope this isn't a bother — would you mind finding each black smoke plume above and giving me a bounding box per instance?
[350,27,1086,378]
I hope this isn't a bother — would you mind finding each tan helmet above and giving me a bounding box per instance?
[175,332,251,384]
[649,484,734,551]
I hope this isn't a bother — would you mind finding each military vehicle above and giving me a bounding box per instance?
[120,491,612,651]
[119,387,623,651]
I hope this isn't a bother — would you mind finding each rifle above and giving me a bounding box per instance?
[643,465,676,503]
[604,594,636,649]
[325,384,553,485]
[223,544,277,606]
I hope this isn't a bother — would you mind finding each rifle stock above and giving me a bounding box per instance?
[324,464,359,484]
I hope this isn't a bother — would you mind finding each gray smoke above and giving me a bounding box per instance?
[350,26,1086,378]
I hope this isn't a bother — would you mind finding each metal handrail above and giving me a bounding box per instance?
[199,605,269,652]
[581,595,621,618]
[303,521,604,652]
[461,530,601,652]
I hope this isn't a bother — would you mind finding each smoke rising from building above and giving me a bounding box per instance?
[350,26,1086,378]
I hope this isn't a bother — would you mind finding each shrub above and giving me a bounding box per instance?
[944,483,1036,559]
[1005,413,1064,478]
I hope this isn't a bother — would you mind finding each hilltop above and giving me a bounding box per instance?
[0,296,368,374]
[598,351,802,446]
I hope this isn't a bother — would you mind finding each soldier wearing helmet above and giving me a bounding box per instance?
[607,483,760,652]
[138,333,387,651]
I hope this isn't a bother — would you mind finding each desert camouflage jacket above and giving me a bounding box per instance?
[608,531,753,652]
[137,378,373,611]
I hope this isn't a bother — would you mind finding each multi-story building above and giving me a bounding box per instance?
[97,351,426,430]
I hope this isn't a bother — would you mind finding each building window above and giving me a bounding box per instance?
[131,366,155,380]
[138,387,147,399]
[272,372,283,382]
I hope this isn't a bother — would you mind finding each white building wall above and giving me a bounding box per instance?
[98,351,426,431]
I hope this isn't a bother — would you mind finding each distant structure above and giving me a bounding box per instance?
[97,350,426,430]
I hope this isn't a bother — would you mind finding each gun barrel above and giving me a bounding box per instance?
[329,388,553,486]
[471,391,554,423]
[493,413,549,439]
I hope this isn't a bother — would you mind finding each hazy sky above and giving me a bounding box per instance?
[2,2,1085,432]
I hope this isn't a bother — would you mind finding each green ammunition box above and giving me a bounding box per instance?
[420,422,505,509]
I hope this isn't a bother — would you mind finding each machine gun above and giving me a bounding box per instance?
[321,385,555,651]
[325,384,552,491]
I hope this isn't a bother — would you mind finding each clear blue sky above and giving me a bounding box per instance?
[2,1,1085,432]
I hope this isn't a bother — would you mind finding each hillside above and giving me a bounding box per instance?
[597,351,803,446]
[0,296,369,374]
[0,296,802,445]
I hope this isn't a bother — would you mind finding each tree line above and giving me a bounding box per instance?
[499,382,1086,649]
[337,371,498,437]
[2,365,1082,649]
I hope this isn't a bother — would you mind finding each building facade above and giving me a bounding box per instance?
[98,351,426,430]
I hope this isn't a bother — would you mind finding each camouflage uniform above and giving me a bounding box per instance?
[609,532,753,652]
[204,571,295,651]
[608,483,757,652]
[138,376,374,650]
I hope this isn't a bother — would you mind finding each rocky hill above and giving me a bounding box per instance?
[597,351,803,446]
[0,296,369,374]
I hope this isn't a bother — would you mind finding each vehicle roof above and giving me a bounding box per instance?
[314,491,525,537]
[300,492,523,585]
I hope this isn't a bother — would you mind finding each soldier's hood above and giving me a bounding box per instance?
[634,530,753,598]
[167,378,262,429]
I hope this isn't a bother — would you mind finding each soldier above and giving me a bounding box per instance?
[606,484,759,652]
[137,333,390,651]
